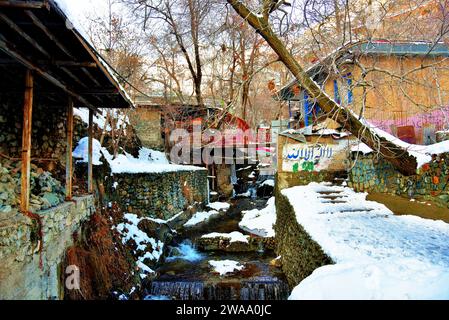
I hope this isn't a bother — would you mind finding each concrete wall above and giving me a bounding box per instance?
[348,152,449,208]
[109,169,208,220]
[128,107,164,150]
[276,134,352,189]
[0,196,95,300]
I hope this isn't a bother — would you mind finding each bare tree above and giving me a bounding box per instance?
[124,0,214,106]
[226,0,421,175]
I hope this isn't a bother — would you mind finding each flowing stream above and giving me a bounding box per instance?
[144,198,289,300]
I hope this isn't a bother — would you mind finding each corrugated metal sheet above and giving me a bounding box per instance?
[359,42,449,57]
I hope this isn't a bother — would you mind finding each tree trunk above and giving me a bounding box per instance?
[227,0,418,176]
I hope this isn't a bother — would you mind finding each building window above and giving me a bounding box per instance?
[333,79,341,104]
[345,73,353,104]
[334,74,353,106]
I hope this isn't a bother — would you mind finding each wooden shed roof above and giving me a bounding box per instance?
[0,0,134,111]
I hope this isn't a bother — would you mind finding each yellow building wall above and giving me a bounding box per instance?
[320,55,449,133]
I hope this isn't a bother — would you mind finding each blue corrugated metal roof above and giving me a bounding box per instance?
[276,41,449,101]
[359,42,449,56]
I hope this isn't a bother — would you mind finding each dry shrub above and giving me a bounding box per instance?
[63,206,139,300]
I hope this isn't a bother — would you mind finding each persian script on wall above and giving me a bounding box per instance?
[282,140,350,172]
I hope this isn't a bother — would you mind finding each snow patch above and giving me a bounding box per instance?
[207,202,230,211]
[72,137,206,174]
[239,197,276,237]
[261,179,275,187]
[201,231,249,243]
[72,137,103,165]
[351,142,374,154]
[184,210,219,227]
[208,260,245,276]
[115,213,164,277]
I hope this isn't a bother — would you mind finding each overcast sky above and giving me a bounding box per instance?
[56,0,109,26]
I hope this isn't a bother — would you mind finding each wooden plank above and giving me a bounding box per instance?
[65,97,74,200]
[55,61,97,68]
[0,1,49,9]
[20,69,33,213]
[88,109,93,193]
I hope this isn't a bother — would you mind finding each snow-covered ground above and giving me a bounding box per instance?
[239,197,276,237]
[115,213,165,279]
[184,210,219,227]
[72,137,205,174]
[201,231,249,243]
[283,182,449,300]
[208,260,245,276]
[207,202,230,211]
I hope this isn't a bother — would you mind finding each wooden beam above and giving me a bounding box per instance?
[55,61,97,68]
[0,35,98,112]
[65,97,74,200]
[81,67,101,87]
[88,109,93,194]
[0,1,49,9]
[80,88,118,95]
[20,69,33,213]
[72,31,133,107]
[24,10,74,59]
[61,66,87,88]
[0,13,51,58]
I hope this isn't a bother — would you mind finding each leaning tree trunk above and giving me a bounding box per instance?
[227,0,418,176]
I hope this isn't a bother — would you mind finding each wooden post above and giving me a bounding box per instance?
[65,97,74,200]
[88,109,93,193]
[20,69,33,213]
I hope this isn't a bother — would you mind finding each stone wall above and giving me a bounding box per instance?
[0,195,95,300]
[274,182,333,288]
[0,93,68,167]
[109,169,208,220]
[1,93,141,177]
[348,152,449,208]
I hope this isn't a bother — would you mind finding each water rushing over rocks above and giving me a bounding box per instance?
[146,279,289,300]
[146,198,289,300]
[166,240,204,262]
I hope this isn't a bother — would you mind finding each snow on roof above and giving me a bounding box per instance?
[52,0,134,107]
[283,182,449,299]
